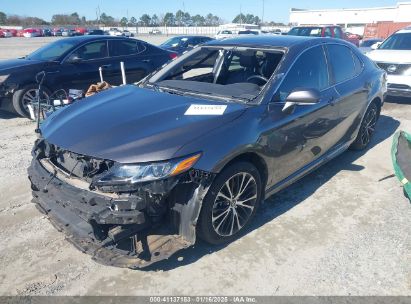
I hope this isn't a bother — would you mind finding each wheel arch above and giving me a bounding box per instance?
[216,152,269,200]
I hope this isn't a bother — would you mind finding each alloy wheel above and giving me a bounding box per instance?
[360,107,377,146]
[211,172,258,237]
[22,89,49,112]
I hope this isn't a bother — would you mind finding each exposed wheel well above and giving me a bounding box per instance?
[221,153,268,199]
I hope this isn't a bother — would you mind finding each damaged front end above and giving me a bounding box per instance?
[28,139,214,269]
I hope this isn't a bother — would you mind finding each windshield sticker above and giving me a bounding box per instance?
[185,104,227,115]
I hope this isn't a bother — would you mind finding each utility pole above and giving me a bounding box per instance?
[262,0,265,24]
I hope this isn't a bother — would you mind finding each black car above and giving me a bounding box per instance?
[160,35,213,54]
[0,36,177,117]
[42,29,52,37]
[87,29,106,36]
[28,35,386,268]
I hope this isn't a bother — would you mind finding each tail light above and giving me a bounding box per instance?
[169,52,178,60]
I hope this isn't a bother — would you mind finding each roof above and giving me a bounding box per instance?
[60,35,129,42]
[171,35,211,39]
[206,35,316,48]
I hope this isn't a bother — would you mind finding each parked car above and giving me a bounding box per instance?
[42,29,52,37]
[359,38,384,54]
[0,29,13,38]
[160,36,213,54]
[22,28,41,38]
[122,30,133,37]
[149,29,162,35]
[51,28,63,36]
[367,27,411,97]
[28,35,386,268]
[288,26,360,46]
[215,30,234,40]
[86,29,106,35]
[238,30,259,35]
[7,28,18,37]
[108,28,123,36]
[0,36,178,117]
[75,27,88,35]
[62,29,78,37]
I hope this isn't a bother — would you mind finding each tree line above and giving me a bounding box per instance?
[0,11,286,27]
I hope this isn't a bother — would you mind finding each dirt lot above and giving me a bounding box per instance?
[0,37,410,296]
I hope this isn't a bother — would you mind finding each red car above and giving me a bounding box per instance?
[22,28,42,38]
[288,25,360,47]
[75,27,88,35]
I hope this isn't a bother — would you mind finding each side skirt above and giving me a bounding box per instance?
[265,141,352,198]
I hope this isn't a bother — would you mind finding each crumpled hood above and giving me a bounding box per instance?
[0,58,45,74]
[367,50,411,63]
[41,85,246,163]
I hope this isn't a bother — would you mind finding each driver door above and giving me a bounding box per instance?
[261,45,340,186]
[57,40,110,92]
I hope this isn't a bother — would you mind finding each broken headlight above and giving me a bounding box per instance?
[95,153,201,186]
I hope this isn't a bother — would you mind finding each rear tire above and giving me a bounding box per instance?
[197,162,262,245]
[350,102,379,151]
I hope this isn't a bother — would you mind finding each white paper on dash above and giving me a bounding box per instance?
[184,104,227,116]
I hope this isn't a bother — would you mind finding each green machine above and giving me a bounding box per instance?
[392,131,411,201]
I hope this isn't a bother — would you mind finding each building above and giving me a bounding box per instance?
[290,1,411,28]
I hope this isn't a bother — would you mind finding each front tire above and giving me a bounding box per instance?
[12,84,50,118]
[197,162,262,245]
[350,102,379,150]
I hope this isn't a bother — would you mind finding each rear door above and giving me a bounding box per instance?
[325,43,368,145]
[107,39,172,85]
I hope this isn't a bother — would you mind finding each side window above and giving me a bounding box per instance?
[109,40,138,57]
[277,46,329,102]
[324,27,332,37]
[327,44,357,83]
[72,41,108,60]
[333,27,343,39]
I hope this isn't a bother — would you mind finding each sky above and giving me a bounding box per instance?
[1,0,402,23]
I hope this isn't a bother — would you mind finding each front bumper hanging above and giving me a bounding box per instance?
[28,155,214,269]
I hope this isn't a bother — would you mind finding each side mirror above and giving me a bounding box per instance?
[282,88,321,114]
[371,42,382,50]
[67,54,82,63]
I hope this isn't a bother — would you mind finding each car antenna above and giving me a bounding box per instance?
[35,71,46,135]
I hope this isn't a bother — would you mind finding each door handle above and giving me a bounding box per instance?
[142,59,151,63]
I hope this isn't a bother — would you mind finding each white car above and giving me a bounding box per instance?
[215,30,234,40]
[108,28,123,37]
[1,30,12,38]
[367,27,411,97]
[122,30,132,37]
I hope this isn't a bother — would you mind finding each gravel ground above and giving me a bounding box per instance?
[0,37,410,296]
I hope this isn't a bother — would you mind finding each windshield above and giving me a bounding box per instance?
[379,33,411,50]
[288,27,322,37]
[161,37,188,47]
[146,46,284,102]
[26,39,78,61]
